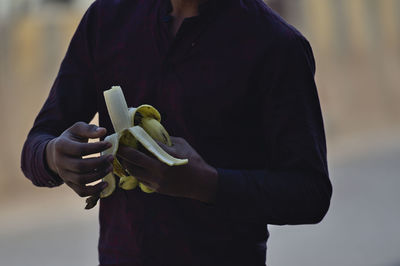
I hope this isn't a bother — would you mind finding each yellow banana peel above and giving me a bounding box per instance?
[85,86,188,209]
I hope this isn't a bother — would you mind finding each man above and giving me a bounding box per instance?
[21,0,332,265]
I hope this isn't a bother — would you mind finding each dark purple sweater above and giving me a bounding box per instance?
[21,0,332,265]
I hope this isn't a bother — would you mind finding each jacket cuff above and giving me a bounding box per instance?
[34,135,64,187]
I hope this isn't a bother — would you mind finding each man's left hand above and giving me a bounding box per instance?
[117,137,218,203]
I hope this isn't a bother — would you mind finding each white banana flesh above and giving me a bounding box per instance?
[104,87,131,133]
[85,86,188,209]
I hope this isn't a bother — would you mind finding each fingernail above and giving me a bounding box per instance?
[101,182,108,189]
[96,127,105,132]
[105,141,112,148]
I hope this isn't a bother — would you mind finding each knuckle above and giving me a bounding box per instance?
[70,121,90,136]
[71,121,84,131]
[53,138,64,151]
[75,121,86,128]
[88,124,97,132]
[171,137,182,146]
[169,147,178,156]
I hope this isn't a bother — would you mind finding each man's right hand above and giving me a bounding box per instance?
[45,122,114,197]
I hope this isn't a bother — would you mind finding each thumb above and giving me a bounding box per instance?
[155,140,178,157]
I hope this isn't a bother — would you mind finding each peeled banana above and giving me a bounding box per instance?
[85,86,188,209]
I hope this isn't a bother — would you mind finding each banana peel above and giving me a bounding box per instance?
[85,86,188,209]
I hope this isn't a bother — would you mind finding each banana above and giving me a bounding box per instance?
[139,182,155,193]
[85,86,188,209]
[119,175,139,190]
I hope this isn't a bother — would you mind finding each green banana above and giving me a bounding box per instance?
[85,86,188,209]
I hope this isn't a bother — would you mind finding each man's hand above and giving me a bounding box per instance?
[45,122,114,197]
[117,137,218,203]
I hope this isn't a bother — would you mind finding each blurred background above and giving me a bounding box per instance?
[0,0,399,265]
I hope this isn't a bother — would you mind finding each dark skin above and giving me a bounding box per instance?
[46,122,218,204]
[117,137,218,203]
[169,0,208,36]
[46,0,219,204]
[46,122,113,197]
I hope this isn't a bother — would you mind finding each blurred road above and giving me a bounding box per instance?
[1,137,400,266]
[0,191,99,266]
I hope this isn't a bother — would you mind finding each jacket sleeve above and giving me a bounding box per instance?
[20,1,100,187]
[214,34,332,225]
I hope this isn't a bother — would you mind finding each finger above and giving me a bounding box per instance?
[65,164,113,186]
[121,162,157,189]
[65,154,114,174]
[169,136,185,144]
[59,139,112,157]
[68,122,107,141]
[85,195,100,210]
[67,181,108,198]
[117,145,158,169]
[155,140,177,156]
[118,159,155,182]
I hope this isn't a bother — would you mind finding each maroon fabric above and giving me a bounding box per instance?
[21,0,332,265]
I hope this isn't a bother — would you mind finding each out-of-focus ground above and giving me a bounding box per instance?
[2,136,400,266]
[0,0,399,265]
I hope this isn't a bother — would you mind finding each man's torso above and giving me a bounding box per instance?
[85,0,301,264]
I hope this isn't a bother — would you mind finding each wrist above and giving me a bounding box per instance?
[45,138,58,175]
[190,164,218,204]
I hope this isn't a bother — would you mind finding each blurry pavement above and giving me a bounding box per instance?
[0,189,99,266]
[1,133,400,266]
